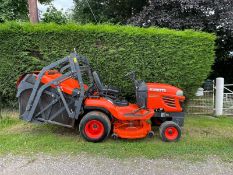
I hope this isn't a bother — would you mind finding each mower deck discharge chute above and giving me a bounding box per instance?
[17,53,185,142]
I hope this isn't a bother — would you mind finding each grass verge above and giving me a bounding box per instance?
[0,112,233,162]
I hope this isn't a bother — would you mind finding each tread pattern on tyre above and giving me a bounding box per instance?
[79,111,111,142]
[159,121,181,142]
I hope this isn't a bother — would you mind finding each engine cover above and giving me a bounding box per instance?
[146,83,185,112]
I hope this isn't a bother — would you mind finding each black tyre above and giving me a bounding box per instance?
[159,121,181,142]
[79,111,111,142]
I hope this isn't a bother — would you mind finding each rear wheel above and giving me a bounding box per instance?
[79,111,111,142]
[159,121,181,142]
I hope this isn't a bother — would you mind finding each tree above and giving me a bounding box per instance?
[129,0,233,83]
[129,0,233,32]
[0,0,28,22]
[28,0,39,23]
[73,0,148,23]
[41,5,68,24]
[28,0,53,23]
[0,0,53,23]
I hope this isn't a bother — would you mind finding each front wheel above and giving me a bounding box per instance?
[79,111,111,142]
[159,121,181,142]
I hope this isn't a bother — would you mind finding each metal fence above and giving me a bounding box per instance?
[187,89,214,115]
[187,81,233,116]
[223,84,233,115]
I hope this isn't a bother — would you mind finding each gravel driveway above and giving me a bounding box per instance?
[0,154,233,175]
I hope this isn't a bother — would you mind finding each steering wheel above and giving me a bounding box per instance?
[125,71,142,88]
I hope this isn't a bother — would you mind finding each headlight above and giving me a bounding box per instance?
[176,90,183,96]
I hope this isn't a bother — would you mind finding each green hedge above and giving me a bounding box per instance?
[0,22,216,106]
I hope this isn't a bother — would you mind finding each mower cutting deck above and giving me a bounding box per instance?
[17,53,185,142]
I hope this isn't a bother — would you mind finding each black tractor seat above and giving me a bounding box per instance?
[92,71,120,97]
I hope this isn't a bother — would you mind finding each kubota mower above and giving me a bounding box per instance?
[17,53,185,142]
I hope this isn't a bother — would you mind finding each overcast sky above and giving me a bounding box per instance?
[38,0,74,13]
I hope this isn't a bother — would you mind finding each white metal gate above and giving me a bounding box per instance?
[223,84,233,115]
[187,80,233,116]
[187,85,214,115]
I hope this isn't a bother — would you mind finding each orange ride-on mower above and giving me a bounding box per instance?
[17,53,185,142]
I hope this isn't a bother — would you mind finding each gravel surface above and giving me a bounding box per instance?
[0,154,233,175]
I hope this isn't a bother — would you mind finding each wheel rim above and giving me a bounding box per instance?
[84,120,104,139]
[164,127,178,140]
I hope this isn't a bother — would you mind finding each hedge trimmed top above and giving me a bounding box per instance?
[0,22,215,39]
[0,22,216,106]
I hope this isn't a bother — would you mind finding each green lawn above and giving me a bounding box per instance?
[0,111,233,162]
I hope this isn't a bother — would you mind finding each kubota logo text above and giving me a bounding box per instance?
[149,88,166,92]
